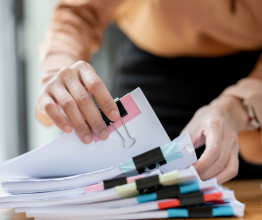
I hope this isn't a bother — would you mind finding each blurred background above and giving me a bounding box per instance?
[0,0,125,162]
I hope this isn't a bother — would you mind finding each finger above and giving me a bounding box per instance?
[180,107,207,148]
[74,61,120,122]
[181,127,206,149]
[51,86,93,144]
[198,129,235,180]
[198,150,230,181]
[212,144,239,184]
[38,95,72,133]
[64,78,110,140]
[193,119,223,174]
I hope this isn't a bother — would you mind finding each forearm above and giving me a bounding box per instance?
[38,0,123,126]
[40,0,123,74]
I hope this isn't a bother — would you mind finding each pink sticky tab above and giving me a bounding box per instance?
[92,94,142,142]
[85,183,104,194]
[127,174,145,184]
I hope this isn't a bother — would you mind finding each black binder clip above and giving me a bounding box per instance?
[100,98,136,148]
[132,147,166,174]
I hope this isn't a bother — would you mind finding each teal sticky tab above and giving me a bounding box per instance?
[161,141,183,163]
[120,160,139,177]
[180,183,200,194]
[168,208,188,218]
[136,193,157,203]
[212,206,234,217]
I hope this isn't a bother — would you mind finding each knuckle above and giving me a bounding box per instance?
[101,98,115,110]
[43,79,56,91]
[58,67,72,79]
[61,98,74,109]
[213,116,225,127]
[43,102,55,113]
[77,60,96,74]
[88,78,103,92]
[77,60,90,69]
[90,119,106,132]
[196,106,208,115]
[53,114,64,125]
[74,122,88,133]
[77,93,90,106]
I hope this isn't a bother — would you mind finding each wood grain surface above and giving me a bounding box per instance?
[0,179,261,220]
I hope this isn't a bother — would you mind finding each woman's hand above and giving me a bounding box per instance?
[37,61,120,144]
[181,96,248,184]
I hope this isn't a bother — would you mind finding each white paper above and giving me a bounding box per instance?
[0,88,173,178]
[0,167,200,208]
[25,191,235,218]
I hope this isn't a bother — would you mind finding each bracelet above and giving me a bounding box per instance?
[243,100,260,130]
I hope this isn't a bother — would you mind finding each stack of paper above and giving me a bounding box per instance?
[10,168,245,219]
[0,88,245,218]
[0,134,196,208]
[0,165,245,219]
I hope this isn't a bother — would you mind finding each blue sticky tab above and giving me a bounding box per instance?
[136,193,157,203]
[180,183,200,194]
[212,206,234,217]
[120,160,139,177]
[161,141,183,163]
[168,209,188,218]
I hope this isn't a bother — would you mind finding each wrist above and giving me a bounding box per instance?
[210,96,248,133]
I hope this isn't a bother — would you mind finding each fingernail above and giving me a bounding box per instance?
[99,129,109,140]
[84,134,93,144]
[64,125,72,133]
[109,110,120,121]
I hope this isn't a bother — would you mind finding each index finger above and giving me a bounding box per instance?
[75,61,120,122]
[193,120,222,174]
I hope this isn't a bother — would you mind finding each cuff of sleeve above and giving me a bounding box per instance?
[221,77,262,136]
[42,53,78,73]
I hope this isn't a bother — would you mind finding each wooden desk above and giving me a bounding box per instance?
[0,180,261,220]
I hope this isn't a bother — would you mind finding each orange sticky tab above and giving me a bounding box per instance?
[158,199,180,210]
[204,192,223,202]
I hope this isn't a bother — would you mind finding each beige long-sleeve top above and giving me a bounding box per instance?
[40,0,262,136]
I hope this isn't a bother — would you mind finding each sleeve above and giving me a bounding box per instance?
[40,0,123,73]
[221,54,262,139]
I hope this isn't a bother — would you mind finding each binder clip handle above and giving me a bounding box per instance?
[145,163,164,174]
[100,98,136,148]
[110,118,136,148]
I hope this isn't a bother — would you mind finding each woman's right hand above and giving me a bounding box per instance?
[37,61,120,144]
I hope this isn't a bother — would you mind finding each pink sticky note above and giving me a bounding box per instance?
[92,94,142,142]
[85,183,104,194]
[126,174,145,184]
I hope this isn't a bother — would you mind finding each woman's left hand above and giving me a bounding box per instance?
[181,96,248,184]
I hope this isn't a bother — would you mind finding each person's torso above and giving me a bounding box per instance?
[113,37,262,139]
[114,0,262,58]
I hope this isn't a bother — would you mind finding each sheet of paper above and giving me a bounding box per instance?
[0,88,176,178]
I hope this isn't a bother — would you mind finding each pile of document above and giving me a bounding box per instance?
[0,165,245,219]
[0,88,245,219]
